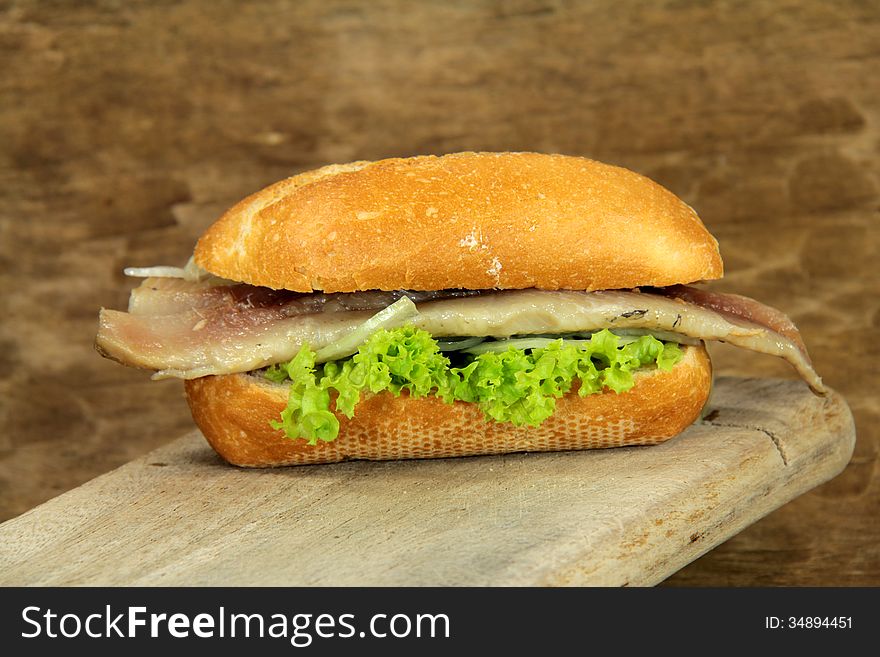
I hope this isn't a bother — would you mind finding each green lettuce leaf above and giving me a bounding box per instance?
[266,327,684,443]
[268,346,340,445]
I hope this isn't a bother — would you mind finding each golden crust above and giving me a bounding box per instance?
[183,344,713,467]
[194,152,722,292]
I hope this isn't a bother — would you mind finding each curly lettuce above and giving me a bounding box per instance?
[266,327,683,444]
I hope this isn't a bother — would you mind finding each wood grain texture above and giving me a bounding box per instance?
[1,0,878,585]
[0,378,855,586]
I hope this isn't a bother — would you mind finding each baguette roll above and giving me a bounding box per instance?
[185,343,712,467]
[194,152,722,293]
[98,152,823,468]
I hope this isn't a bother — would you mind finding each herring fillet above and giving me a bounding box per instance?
[127,277,485,317]
[96,284,825,393]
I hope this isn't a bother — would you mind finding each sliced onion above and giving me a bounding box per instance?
[505,329,700,346]
[124,266,189,279]
[124,257,237,286]
[436,337,486,352]
[464,337,585,355]
[463,331,697,356]
[588,328,700,345]
[314,296,420,363]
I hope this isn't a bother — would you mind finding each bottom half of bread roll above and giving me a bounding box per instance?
[184,343,713,467]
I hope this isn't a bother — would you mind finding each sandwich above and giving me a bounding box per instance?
[95,152,825,466]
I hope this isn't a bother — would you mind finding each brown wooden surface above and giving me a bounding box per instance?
[0,0,877,585]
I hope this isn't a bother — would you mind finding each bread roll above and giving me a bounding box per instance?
[194,152,722,293]
[184,344,712,467]
[177,153,723,466]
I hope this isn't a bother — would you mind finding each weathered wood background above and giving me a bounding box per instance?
[0,0,877,585]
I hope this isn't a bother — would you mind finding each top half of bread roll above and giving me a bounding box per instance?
[193,152,723,292]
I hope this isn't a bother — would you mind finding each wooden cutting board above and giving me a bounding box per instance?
[0,377,854,586]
